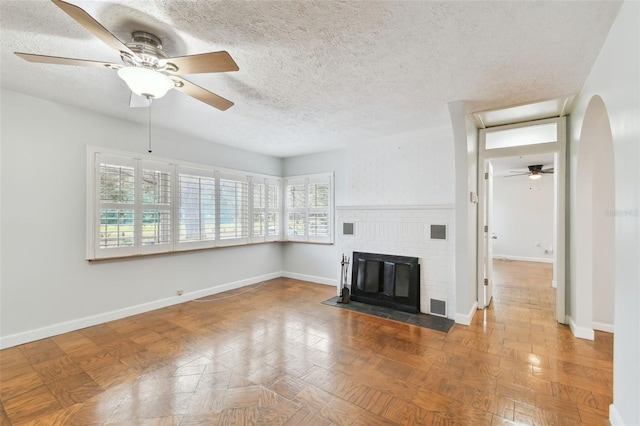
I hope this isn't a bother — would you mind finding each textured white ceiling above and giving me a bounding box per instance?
[0,0,622,158]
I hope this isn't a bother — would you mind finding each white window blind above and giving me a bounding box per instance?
[140,161,172,253]
[266,180,281,240]
[251,178,282,242]
[252,181,266,239]
[286,179,306,239]
[308,181,330,237]
[219,173,249,244]
[284,173,333,243]
[177,166,216,250]
[96,154,136,257]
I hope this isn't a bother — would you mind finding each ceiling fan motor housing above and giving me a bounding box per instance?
[121,31,177,73]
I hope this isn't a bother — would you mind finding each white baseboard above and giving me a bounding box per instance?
[455,301,478,326]
[565,315,595,340]
[0,272,281,350]
[281,271,337,287]
[609,404,623,426]
[494,255,553,264]
[592,321,614,333]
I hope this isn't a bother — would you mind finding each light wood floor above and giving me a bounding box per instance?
[0,261,613,425]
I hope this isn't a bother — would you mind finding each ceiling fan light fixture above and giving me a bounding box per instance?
[529,173,542,180]
[117,66,173,98]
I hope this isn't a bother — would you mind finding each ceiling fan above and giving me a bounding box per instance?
[14,0,238,111]
[506,164,554,180]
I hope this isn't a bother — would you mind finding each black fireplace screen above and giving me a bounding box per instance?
[350,252,420,313]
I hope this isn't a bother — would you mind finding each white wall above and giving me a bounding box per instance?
[590,120,615,330]
[571,95,616,334]
[282,126,456,296]
[344,127,455,206]
[449,101,478,324]
[0,90,284,348]
[568,1,639,424]
[492,174,554,262]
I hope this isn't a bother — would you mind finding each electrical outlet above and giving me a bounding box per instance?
[177,289,184,296]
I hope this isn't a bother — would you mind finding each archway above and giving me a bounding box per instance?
[576,95,615,334]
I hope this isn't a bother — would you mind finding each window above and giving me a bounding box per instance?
[308,181,330,237]
[87,148,282,259]
[141,161,172,252]
[252,180,267,239]
[98,155,135,255]
[266,181,281,240]
[284,173,333,243]
[88,148,332,259]
[484,122,557,150]
[177,166,216,250]
[251,178,281,242]
[219,173,249,244]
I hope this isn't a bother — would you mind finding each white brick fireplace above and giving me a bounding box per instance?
[335,205,455,319]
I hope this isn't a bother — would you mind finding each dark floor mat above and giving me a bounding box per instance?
[322,296,455,333]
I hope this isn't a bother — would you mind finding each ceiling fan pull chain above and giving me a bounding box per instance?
[147,96,153,153]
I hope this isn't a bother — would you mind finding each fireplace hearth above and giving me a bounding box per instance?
[350,252,420,313]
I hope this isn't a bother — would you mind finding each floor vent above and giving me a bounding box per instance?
[430,299,447,317]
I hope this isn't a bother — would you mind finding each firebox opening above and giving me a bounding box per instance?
[350,252,420,313]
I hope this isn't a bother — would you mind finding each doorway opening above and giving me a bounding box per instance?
[486,153,556,315]
[477,117,566,324]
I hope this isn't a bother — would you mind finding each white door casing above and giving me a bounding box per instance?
[484,162,494,307]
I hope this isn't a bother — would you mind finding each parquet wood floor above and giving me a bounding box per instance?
[0,260,613,425]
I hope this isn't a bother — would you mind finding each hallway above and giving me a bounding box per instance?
[471,259,613,424]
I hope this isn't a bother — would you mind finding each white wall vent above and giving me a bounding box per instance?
[430,298,447,317]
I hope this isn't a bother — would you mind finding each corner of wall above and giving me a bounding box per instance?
[565,315,595,340]
[448,100,479,321]
[281,271,337,287]
[455,301,478,326]
[608,404,623,426]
